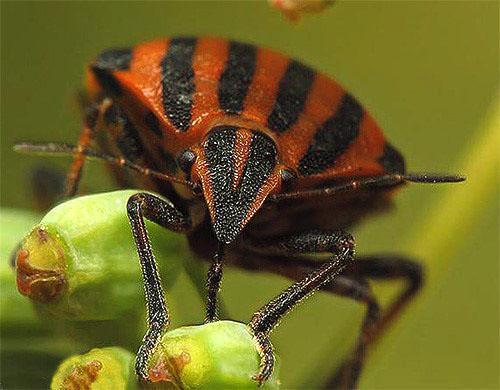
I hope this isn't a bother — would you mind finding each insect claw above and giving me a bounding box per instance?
[251,373,265,387]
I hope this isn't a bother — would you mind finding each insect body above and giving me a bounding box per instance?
[85,37,404,241]
[18,37,463,388]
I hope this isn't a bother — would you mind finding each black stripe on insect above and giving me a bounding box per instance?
[161,37,197,132]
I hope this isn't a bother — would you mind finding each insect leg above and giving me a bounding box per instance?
[324,276,381,390]
[63,96,112,197]
[326,255,423,388]
[230,247,421,389]
[345,255,423,341]
[126,192,192,381]
[246,230,356,385]
[64,124,94,197]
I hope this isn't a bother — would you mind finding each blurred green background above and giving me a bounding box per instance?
[1,1,498,389]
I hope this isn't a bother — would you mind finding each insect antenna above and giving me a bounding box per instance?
[403,173,466,183]
[14,142,196,189]
[270,173,465,202]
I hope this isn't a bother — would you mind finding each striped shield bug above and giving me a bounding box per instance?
[16,37,464,388]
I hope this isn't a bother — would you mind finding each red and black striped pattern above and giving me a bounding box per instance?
[87,36,404,189]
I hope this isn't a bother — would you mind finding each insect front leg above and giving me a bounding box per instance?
[245,230,356,385]
[230,246,421,389]
[244,255,382,389]
[126,192,192,381]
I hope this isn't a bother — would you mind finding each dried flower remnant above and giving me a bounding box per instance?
[15,227,67,302]
[51,347,135,390]
[269,0,335,21]
[62,360,103,390]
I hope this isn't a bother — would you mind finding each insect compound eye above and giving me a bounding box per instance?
[280,168,298,192]
[177,149,197,174]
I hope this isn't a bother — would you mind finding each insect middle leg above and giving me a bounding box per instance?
[126,192,192,380]
[64,96,136,197]
[327,255,423,389]
[64,98,107,197]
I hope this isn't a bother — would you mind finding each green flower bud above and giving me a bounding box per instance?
[51,347,136,390]
[15,190,188,321]
[146,321,280,389]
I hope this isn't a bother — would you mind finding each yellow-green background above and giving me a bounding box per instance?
[1,1,498,389]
